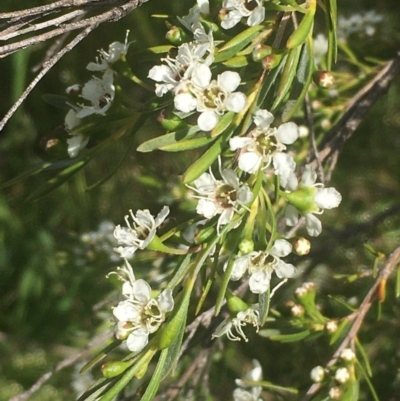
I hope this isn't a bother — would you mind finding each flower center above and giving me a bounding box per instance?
[249,252,275,273]
[200,82,226,111]
[245,0,259,12]
[216,184,237,208]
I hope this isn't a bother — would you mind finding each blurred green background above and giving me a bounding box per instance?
[0,0,400,400]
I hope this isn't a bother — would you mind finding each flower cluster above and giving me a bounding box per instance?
[148,7,248,131]
[338,10,383,40]
[110,259,174,353]
[221,0,266,30]
[64,37,129,157]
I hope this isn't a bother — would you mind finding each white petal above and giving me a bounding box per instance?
[314,187,342,209]
[132,279,151,304]
[276,122,299,145]
[225,92,247,113]
[221,10,242,29]
[192,63,212,88]
[229,136,254,151]
[197,198,219,219]
[218,71,241,92]
[148,64,171,82]
[65,109,81,130]
[66,134,88,158]
[113,245,136,259]
[237,185,253,204]
[238,152,262,173]
[198,111,219,131]
[158,289,174,312]
[113,301,139,322]
[218,208,234,226]
[193,172,216,194]
[174,93,197,113]
[249,271,271,294]
[270,239,292,258]
[197,0,210,14]
[275,259,296,279]
[126,328,149,352]
[244,359,263,382]
[253,109,274,130]
[285,204,299,226]
[247,6,265,26]
[221,168,240,188]
[272,152,296,189]
[305,214,322,236]
[155,206,170,226]
[301,164,317,186]
[228,254,251,281]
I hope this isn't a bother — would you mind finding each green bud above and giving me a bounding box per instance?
[226,292,249,314]
[101,360,132,378]
[135,360,150,379]
[158,110,187,131]
[262,53,283,70]
[239,238,254,254]
[165,26,189,45]
[313,71,334,88]
[282,186,318,214]
[252,44,272,62]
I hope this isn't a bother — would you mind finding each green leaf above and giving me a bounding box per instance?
[356,360,380,401]
[42,94,71,109]
[26,158,90,202]
[137,126,200,153]
[341,380,360,401]
[77,377,115,401]
[356,338,372,377]
[161,313,187,379]
[182,126,234,184]
[264,329,311,342]
[80,340,122,373]
[286,0,316,49]
[147,235,195,255]
[259,288,271,326]
[140,349,169,401]
[211,111,235,138]
[281,35,314,121]
[222,55,249,68]
[159,135,214,152]
[214,24,264,63]
[256,58,285,109]
[271,46,302,111]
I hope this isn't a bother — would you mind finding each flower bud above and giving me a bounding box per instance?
[102,360,131,378]
[262,53,283,70]
[335,367,350,383]
[282,186,319,215]
[313,70,334,88]
[340,348,356,362]
[227,293,249,314]
[239,238,254,254]
[329,386,341,399]
[165,26,189,45]
[252,44,272,62]
[310,366,325,383]
[293,237,311,255]
[158,110,186,131]
[291,304,305,317]
[325,320,338,333]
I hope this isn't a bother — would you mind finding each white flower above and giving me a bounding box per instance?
[340,348,355,362]
[313,34,328,66]
[148,33,214,97]
[114,206,169,258]
[229,109,298,173]
[189,168,252,231]
[233,359,263,401]
[212,304,260,342]
[76,69,115,118]
[66,134,89,158]
[221,0,266,30]
[284,164,342,237]
[111,260,174,353]
[174,68,247,131]
[87,34,130,71]
[227,239,296,294]
[177,1,210,34]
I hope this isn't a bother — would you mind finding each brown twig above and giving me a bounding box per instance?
[309,52,400,170]
[301,244,400,401]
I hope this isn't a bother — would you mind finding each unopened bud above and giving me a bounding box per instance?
[262,53,283,70]
[252,44,272,62]
[158,109,186,131]
[310,366,325,382]
[293,237,311,255]
[166,26,189,45]
[239,238,254,254]
[340,348,356,362]
[335,367,350,383]
[102,360,131,378]
[325,320,338,333]
[313,70,334,88]
[329,386,341,399]
[291,304,305,317]
[227,293,249,314]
